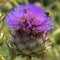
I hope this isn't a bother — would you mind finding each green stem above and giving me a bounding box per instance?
[26,56,32,60]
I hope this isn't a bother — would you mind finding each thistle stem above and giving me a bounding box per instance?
[26,56,32,60]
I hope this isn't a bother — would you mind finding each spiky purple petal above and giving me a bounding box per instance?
[5,4,53,34]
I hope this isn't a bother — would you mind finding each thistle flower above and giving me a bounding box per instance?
[5,4,53,58]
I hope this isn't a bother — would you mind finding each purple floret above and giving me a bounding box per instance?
[5,4,53,34]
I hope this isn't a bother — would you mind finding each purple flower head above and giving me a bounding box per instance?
[5,4,53,35]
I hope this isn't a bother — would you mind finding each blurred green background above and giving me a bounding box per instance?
[0,0,60,60]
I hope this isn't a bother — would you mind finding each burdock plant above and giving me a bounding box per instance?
[5,4,53,60]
